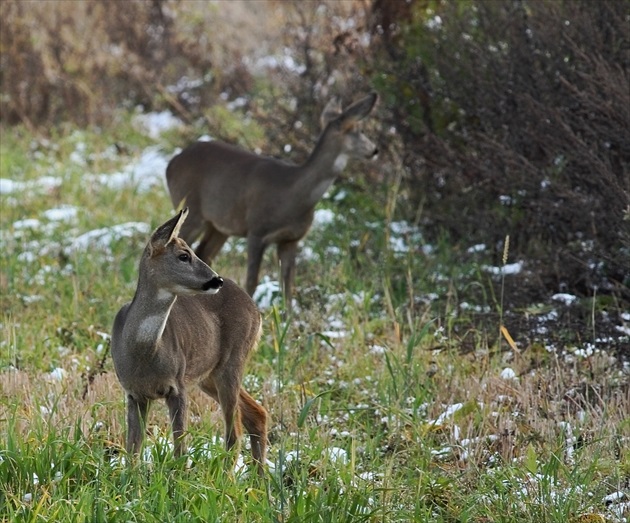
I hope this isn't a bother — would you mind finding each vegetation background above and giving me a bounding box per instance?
[1,1,628,521]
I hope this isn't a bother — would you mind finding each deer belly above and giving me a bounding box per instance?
[262,220,311,244]
[126,377,180,401]
[116,355,182,401]
[214,222,247,237]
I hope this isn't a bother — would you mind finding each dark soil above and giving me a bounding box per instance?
[484,272,629,363]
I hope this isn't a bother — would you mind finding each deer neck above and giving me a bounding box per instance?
[297,130,346,206]
[126,275,177,350]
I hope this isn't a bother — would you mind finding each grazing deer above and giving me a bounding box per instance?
[111,208,267,474]
[166,92,379,306]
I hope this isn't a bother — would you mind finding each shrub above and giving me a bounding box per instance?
[370,0,630,301]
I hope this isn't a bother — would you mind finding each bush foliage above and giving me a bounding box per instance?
[371,0,629,302]
[1,0,628,304]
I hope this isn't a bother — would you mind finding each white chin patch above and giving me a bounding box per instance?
[171,284,198,296]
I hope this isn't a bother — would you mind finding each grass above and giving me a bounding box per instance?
[1,119,628,522]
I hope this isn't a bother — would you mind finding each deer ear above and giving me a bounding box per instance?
[320,97,343,128]
[338,92,378,127]
[149,208,189,253]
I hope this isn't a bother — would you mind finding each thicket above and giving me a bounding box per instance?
[370,0,630,302]
[1,0,628,303]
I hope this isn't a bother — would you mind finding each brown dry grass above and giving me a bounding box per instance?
[3,320,626,475]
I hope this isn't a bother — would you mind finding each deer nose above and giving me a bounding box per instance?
[203,276,224,291]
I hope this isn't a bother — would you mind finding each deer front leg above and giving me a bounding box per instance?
[127,395,149,455]
[246,235,266,296]
[166,390,188,458]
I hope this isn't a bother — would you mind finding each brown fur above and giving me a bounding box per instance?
[111,209,267,474]
[165,93,378,306]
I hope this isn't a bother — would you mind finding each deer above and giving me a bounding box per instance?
[111,208,268,475]
[165,92,379,307]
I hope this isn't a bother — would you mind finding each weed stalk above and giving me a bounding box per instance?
[499,235,509,352]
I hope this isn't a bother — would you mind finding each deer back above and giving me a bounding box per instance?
[166,141,303,237]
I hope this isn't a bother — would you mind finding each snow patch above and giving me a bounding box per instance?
[133,111,183,139]
[388,220,425,254]
[42,205,78,222]
[614,324,630,336]
[482,261,524,276]
[467,243,487,253]
[431,403,464,426]
[66,222,150,255]
[0,176,62,195]
[13,218,41,230]
[324,447,348,464]
[369,345,387,355]
[500,367,518,380]
[252,276,281,310]
[88,147,169,193]
[551,293,577,306]
[248,51,307,75]
[48,367,67,382]
[312,208,336,228]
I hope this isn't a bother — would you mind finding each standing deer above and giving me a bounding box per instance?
[166,92,378,306]
[111,208,267,474]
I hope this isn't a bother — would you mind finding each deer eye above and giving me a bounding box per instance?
[178,252,191,263]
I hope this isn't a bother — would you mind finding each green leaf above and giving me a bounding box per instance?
[297,390,334,429]
[525,444,538,474]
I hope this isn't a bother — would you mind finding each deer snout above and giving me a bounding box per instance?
[203,276,224,293]
[369,147,379,159]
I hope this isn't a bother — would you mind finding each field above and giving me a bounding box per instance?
[1,112,629,522]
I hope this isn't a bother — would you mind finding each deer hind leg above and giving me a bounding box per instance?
[239,388,268,474]
[246,235,267,296]
[277,240,298,307]
[177,206,205,246]
[196,222,228,264]
[199,377,243,460]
